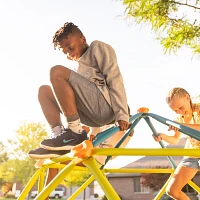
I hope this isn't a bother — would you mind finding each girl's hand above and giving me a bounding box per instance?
[168,125,179,132]
[152,133,163,142]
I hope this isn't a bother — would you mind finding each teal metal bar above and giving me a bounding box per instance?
[103,118,141,166]
[148,113,200,140]
[144,117,176,169]
[93,113,144,147]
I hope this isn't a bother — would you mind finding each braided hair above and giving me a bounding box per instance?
[166,87,193,111]
[52,22,82,50]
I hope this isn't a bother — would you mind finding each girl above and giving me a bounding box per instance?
[153,87,200,200]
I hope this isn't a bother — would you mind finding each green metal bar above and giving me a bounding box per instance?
[35,158,82,200]
[68,175,95,200]
[17,168,42,200]
[83,157,121,200]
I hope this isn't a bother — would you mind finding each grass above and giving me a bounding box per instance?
[0,198,66,200]
[0,199,16,200]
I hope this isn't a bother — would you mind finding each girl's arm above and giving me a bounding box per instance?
[153,131,182,144]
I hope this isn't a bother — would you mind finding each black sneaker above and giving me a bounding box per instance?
[28,148,70,159]
[40,129,88,150]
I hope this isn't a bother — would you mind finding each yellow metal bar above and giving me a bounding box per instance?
[45,162,90,172]
[17,168,42,200]
[153,174,200,199]
[105,168,175,174]
[68,175,95,200]
[21,148,200,200]
[37,154,73,166]
[38,167,45,193]
[49,154,73,163]
[188,180,200,193]
[92,148,200,157]
[35,158,82,200]
[154,174,174,200]
[83,157,121,200]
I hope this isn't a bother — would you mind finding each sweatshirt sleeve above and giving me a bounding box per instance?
[93,41,129,123]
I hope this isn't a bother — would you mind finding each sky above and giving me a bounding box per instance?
[0,0,200,167]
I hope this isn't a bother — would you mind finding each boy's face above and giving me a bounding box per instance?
[58,34,87,61]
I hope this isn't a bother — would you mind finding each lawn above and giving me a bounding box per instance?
[0,198,66,200]
[0,199,16,200]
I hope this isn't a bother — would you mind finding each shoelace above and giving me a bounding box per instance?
[52,129,69,139]
[99,141,112,148]
[51,125,65,138]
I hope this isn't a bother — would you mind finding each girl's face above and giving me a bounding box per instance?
[168,95,191,116]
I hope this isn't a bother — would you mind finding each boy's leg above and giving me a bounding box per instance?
[31,85,67,200]
[40,65,115,150]
[28,85,70,159]
[50,65,84,133]
[38,85,63,133]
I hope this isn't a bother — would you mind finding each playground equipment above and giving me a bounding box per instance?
[18,109,200,200]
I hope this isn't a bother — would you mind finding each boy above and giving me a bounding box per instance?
[35,22,129,152]
[28,21,130,200]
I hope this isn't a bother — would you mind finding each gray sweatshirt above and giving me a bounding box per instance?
[78,40,129,123]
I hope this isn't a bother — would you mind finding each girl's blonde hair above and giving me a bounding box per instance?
[166,87,191,104]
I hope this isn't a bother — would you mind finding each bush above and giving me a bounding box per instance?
[101,195,107,200]
[5,194,16,198]
[101,194,122,200]
[94,193,99,197]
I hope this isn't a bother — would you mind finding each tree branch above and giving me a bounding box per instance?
[170,1,200,10]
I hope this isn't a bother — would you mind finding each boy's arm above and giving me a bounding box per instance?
[94,42,129,126]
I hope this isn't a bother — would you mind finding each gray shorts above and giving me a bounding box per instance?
[181,157,200,170]
[68,70,115,127]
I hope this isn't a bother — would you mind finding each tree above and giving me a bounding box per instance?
[0,141,8,163]
[140,166,170,191]
[0,122,48,188]
[121,0,200,56]
[63,170,91,197]
[8,121,48,158]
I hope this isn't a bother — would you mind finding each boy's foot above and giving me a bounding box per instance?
[28,148,70,159]
[40,129,88,150]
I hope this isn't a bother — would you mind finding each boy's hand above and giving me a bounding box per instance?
[118,120,129,131]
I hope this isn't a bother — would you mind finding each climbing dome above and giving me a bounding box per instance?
[18,109,200,200]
